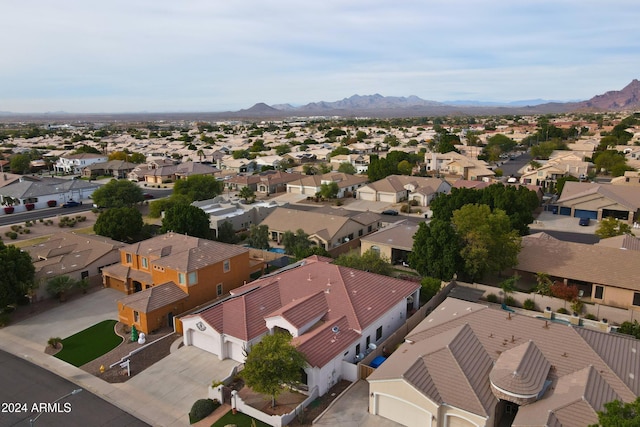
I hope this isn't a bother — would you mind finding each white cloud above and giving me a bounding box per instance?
[1,0,639,112]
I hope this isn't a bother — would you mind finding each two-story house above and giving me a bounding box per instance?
[54,153,108,175]
[102,233,254,333]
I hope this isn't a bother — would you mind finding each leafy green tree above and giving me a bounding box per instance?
[452,204,521,280]
[596,217,634,239]
[295,246,331,259]
[10,153,31,174]
[330,146,351,158]
[242,332,307,408]
[238,186,256,203]
[161,203,211,239]
[281,229,312,258]
[247,224,270,249]
[617,320,640,339]
[590,397,640,427]
[333,249,393,276]
[148,194,190,218]
[318,163,332,174]
[72,144,101,155]
[319,182,339,199]
[232,150,249,159]
[337,162,357,175]
[91,179,144,208]
[397,160,412,175]
[275,144,291,156]
[173,175,223,202]
[0,241,36,308]
[216,221,238,244]
[535,272,553,296]
[409,220,462,280]
[593,150,629,175]
[420,277,443,304]
[94,207,144,242]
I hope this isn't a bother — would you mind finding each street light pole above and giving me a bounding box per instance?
[29,388,82,426]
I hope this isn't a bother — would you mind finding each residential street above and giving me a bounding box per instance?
[0,349,148,427]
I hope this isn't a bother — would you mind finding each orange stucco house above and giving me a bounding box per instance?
[102,233,253,333]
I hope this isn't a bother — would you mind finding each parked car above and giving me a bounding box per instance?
[381,209,399,216]
[62,200,81,208]
[143,193,154,199]
[579,217,590,226]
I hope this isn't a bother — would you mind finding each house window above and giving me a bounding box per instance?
[366,336,371,348]
[368,225,372,232]
[594,285,604,300]
[359,229,363,237]
[355,344,361,355]
[141,257,148,269]
[633,292,640,307]
[125,253,132,264]
[217,283,223,296]
[223,259,230,273]
[376,326,383,341]
[134,311,139,323]
[188,271,197,285]
[178,273,186,285]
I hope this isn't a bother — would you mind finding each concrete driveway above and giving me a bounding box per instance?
[314,380,402,427]
[4,288,121,346]
[119,346,239,425]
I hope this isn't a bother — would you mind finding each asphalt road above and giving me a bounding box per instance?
[0,350,148,427]
[496,151,532,178]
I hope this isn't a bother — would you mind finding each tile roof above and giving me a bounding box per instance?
[558,181,640,210]
[118,281,188,313]
[361,220,418,250]
[193,257,419,368]
[517,234,640,291]
[489,341,551,401]
[369,297,638,423]
[125,233,248,272]
[363,175,446,194]
[596,234,640,252]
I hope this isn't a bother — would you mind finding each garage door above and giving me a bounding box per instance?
[574,209,598,219]
[559,206,571,216]
[189,329,219,356]
[375,394,432,427]
[226,341,246,362]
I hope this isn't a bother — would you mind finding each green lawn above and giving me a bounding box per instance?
[211,410,271,427]
[54,320,122,367]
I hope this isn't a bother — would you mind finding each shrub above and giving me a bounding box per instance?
[557,307,569,314]
[400,204,411,213]
[189,398,219,423]
[523,299,536,311]
[504,296,517,307]
[7,232,17,240]
[486,293,498,303]
[24,229,30,234]
[47,337,63,349]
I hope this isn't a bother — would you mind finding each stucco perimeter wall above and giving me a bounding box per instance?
[459,282,639,325]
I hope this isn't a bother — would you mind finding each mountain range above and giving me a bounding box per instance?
[2,80,639,122]
[235,79,640,118]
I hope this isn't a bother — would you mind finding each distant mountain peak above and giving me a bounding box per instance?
[579,79,640,110]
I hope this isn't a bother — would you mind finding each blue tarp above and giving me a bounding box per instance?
[370,356,386,368]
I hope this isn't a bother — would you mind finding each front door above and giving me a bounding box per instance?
[167,312,174,328]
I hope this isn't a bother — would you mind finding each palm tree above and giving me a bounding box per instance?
[196,149,205,162]
[46,275,78,302]
[238,186,256,204]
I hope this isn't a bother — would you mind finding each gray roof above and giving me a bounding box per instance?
[361,220,418,250]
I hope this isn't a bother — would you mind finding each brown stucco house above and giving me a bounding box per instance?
[102,233,257,333]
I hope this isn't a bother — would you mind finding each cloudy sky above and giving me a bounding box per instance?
[2,1,639,113]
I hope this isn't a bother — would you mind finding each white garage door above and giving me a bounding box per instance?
[226,341,246,362]
[189,329,219,357]
[376,394,432,427]
[379,193,397,203]
[358,191,376,201]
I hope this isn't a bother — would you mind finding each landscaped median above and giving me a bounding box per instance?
[53,320,122,367]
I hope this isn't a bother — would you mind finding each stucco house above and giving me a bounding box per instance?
[356,175,450,206]
[0,174,100,213]
[102,233,256,333]
[514,232,640,311]
[54,153,108,175]
[368,297,639,427]
[192,197,282,237]
[553,181,640,224]
[24,232,125,301]
[360,220,419,265]
[286,172,368,198]
[181,255,421,397]
[260,207,381,250]
[81,160,138,179]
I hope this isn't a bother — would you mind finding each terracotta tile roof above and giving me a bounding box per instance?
[118,282,188,313]
[596,234,640,252]
[268,291,328,329]
[517,234,640,291]
[293,316,360,368]
[196,257,418,367]
[370,297,638,424]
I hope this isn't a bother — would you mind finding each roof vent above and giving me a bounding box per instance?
[331,326,340,334]
[308,274,312,281]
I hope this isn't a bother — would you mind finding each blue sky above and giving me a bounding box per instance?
[2,0,639,113]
